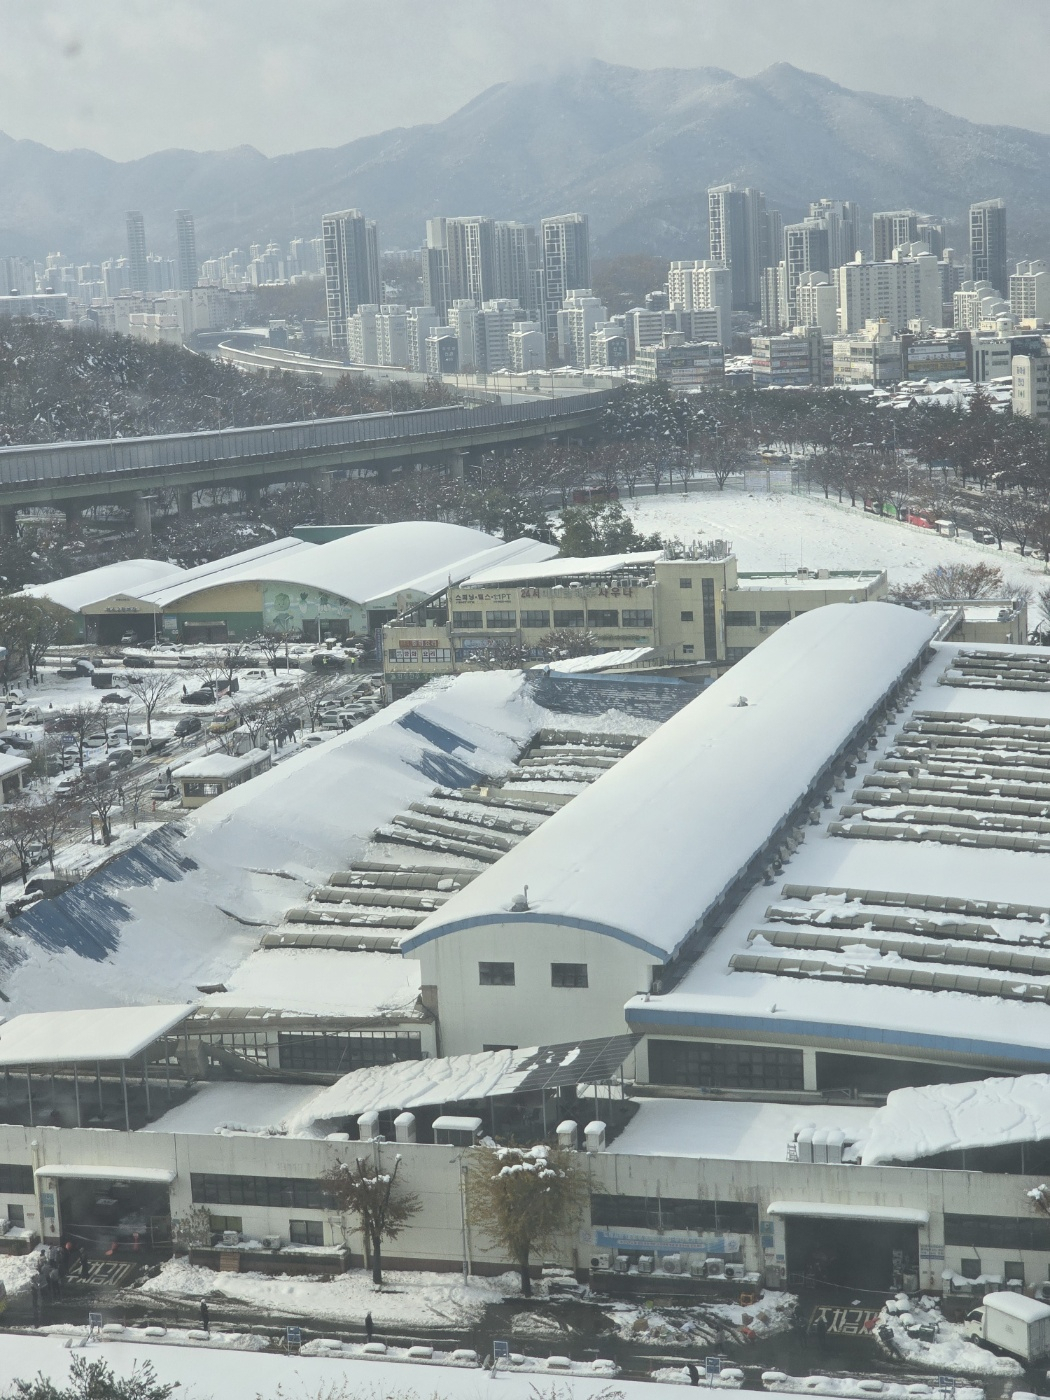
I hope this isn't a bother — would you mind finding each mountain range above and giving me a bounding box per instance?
[3,61,1050,262]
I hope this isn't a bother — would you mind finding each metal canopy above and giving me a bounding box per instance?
[514,1034,638,1093]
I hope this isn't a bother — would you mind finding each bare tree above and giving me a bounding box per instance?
[82,770,120,846]
[27,789,75,872]
[59,702,105,772]
[466,1144,584,1297]
[123,670,177,738]
[254,628,296,675]
[0,793,41,886]
[320,1155,420,1285]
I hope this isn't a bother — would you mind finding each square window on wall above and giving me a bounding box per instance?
[680,611,694,622]
[289,1218,324,1247]
[479,961,515,986]
[551,962,588,988]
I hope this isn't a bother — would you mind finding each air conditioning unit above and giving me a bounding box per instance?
[705,1258,725,1278]
[661,1254,682,1275]
[723,1263,741,1281]
[690,1259,707,1278]
[263,1235,282,1251]
[637,1254,653,1275]
[590,1253,611,1272]
[221,1230,240,1247]
[613,1255,630,1274]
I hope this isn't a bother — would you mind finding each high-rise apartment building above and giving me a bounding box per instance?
[557,289,606,368]
[407,306,440,372]
[445,218,496,304]
[540,214,590,339]
[1010,260,1050,321]
[760,263,789,333]
[808,199,860,269]
[125,211,148,294]
[836,250,943,334]
[783,219,830,317]
[707,185,768,314]
[969,199,1008,298]
[666,261,732,347]
[422,244,450,322]
[346,304,380,364]
[175,210,198,291]
[322,209,380,353]
[375,305,411,369]
[794,272,838,337]
[872,211,920,263]
[494,222,540,315]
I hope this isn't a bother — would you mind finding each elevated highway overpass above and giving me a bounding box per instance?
[0,390,613,536]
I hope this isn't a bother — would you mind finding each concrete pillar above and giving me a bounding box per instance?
[175,487,193,518]
[62,503,82,532]
[242,480,262,507]
[0,505,17,537]
[131,493,152,546]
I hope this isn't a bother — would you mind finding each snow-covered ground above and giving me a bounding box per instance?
[762,1374,984,1400]
[624,486,1050,591]
[876,1296,1021,1377]
[137,1256,517,1327]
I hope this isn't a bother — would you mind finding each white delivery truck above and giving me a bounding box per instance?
[965,1292,1050,1362]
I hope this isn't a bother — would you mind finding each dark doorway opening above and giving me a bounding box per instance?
[58,1176,171,1255]
[786,1216,919,1295]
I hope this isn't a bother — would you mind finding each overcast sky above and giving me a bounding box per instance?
[1,0,1047,160]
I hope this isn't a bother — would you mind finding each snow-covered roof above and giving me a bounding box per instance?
[863,1074,1050,1166]
[172,748,270,780]
[608,1098,875,1163]
[137,536,314,609]
[141,1081,319,1137]
[0,752,30,779]
[149,522,506,608]
[461,550,665,588]
[0,671,541,1019]
[981,1293,1050,1323]
[630,639,1050,1069]
[404,604,939,963]
[201,948,421,1019]
[535,648,653,674]
[0,1004,193,1066]
[20,558,182,613]
[393,537,559,603]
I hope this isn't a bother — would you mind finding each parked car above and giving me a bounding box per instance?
[174,715,203,738]
[181,688,216,705]
[150,781,178,802]
[208,712,240,735]
[972,526,997,544]
[109,748,135,771]
[100,692,131,706]
[55,775,81,796]
[130,734,169,756]
[84,732,107,749]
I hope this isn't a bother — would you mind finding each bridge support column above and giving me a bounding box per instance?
[131,493,152,546]
[0,505,17,537]
[242,480,262,507]
[175,487,193,518]
[62,503,82,532]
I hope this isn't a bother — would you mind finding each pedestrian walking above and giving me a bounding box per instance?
[199,1297,210,1333]
[365,1310,374,1342]
[687,1362,700,1386]
[30,1279,40,1326]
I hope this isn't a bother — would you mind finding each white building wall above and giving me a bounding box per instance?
[411,924,655,1056]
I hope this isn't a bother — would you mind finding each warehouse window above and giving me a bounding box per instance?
[725,611,757,628]
[486,610,517,629]
[479,961,515,986]
[551,962,588,988]
[621,610,653,627]
[289,1219,325,1246]
[760,611,792,628]
[679,577,693,589]
[520,611,551,629]
[702,578,717,661]
[191,1173,327,1210]
[648,1039,804,1092]
[553,610,585,627]
[209,1214,242,1237]
[944,1214,1050,1251]
[587,610,619,628]
[452,611,483,629]
[726,646,754,662]
[590,1193,758,1235]
[680,611,694,622]
[0,1165,34,1195]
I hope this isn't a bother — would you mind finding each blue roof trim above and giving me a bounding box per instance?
[401,911,668,962]
[625,1006,1050,1066]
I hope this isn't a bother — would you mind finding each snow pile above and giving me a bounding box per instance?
[141,1081,319,1137]
[875,1295,1021,1376]
[610,1099,875,1163]
[137,1256,518,1326]
[652,1365,745,1387]
[762,1375,984,1400]
[610,1292,797,1347]
[863,1074,1050,1166]
[41,1323,267,1352]
[537,647,653,674]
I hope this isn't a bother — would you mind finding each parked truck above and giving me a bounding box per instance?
[965,1292,1050,1362]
